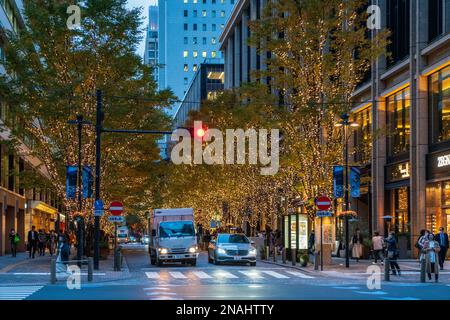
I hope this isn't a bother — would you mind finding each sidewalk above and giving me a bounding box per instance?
[259,255,450,283]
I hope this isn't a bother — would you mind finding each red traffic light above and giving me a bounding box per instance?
[196,127,206,138]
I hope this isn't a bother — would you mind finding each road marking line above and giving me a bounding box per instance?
[146,292,177,296]
[214,271,239,279]
[285,271,315,279]
[145,272,160,279]
[238,271,265,279]
[354,291,388,295]
[169,272,187,279]
[143,287,170,291]
[192,271,213,279]
[261,270,289,279]
[149,296,183,300]
[382,297,420,300]
[0,286,43,300]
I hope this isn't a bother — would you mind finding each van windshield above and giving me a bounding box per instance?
[159,221,195,238]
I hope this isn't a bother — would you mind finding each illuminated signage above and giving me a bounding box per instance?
[437,154,450,168]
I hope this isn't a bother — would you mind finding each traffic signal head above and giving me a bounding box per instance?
[192,121,207,142]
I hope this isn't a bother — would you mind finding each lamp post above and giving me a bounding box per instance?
[335,113,359,268]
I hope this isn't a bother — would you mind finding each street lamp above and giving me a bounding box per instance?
[335,113,359,268]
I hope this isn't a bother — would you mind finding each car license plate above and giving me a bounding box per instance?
[234,256,241,260]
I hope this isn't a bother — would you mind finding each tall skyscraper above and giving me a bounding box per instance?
[158,0,235,117]
[144,5,159,84]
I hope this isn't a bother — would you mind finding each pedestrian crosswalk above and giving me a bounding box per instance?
[0,286,43,300]
[144,269,313,281]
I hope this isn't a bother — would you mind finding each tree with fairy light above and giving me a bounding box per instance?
[0,1,173,234]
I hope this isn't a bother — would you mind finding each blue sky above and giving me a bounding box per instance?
[125,0,158,57]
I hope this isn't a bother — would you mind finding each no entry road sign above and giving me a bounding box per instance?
[109,201,123,216]
[315,196,332,211]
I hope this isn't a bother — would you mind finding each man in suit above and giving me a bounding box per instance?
[436,227,449,270]
[27,225,38,259]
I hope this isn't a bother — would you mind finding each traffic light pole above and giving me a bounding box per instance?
[76,115,84,267]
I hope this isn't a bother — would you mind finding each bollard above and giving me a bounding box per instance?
[420,258,426,283]
[282,248,286,264]
[114,249,121,271]
[291,249,296,266]
[266,246,270,260]
[384,258,390,281]
[273,248,277,262]
[314,252,319,271]
[88,257,93,282]
[50,259,57,284]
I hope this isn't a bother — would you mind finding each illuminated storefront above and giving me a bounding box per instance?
[283,209,308,261]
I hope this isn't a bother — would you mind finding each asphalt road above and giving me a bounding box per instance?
[1,244,450,300]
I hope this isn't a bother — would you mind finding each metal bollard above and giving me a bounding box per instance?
[384,258,390,281]
[266,246,270,260]
[420,258,426,283]
[291,249,296,266]
[314,252,319,271]
[114,250,121,271]
[50,259,57,284]
[88,257,93,282]
[282,248,286,264]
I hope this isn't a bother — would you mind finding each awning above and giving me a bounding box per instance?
[28,201,58,215]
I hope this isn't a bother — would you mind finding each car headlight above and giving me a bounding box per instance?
[249,247,257,255]
[159,248,168,254]
[217,247,226,254]
[189,247,197,253]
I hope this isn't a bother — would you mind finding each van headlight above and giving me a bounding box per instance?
[189,247,197,253]
[249,247,257,256]
[217,247,226,254]
[159,248,168,254]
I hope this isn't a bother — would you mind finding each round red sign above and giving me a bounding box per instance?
[315,196,332,211]
[109,201,123,216]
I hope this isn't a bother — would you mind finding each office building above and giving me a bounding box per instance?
[144,5,159,83]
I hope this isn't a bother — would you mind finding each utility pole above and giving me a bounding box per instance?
[94,90,103,270]
[344,117,350,268]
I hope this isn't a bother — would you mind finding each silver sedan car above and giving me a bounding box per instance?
[208,233,257,266]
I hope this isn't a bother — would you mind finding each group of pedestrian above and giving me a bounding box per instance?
[27,226,59,258]
[415,227,449,282]
[269,229,283,255]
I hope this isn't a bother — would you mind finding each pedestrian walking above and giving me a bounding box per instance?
[275,229,283,255]
[385,232,401,276]
[203,230,211,250]
[49,230,58,256]
[9,229,20,257]
[422,233,440,282]
[372,231,384,264]
[416,229,429,258]
[308,230,315,254]
[38,229,47,256]
[27,226,38,259]
[435,227,449,270]
[351,228,363,262]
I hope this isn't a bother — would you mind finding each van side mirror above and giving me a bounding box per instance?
[151,229,156,237]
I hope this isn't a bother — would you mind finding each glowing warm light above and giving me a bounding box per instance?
[196,128,206,137]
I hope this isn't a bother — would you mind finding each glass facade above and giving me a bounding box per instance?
[385,186,410,236]
[352,106,372,164]
[429,65,450,144]
[426,181,450,234]
[387,87,411,157]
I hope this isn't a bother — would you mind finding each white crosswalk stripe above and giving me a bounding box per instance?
[0,286,43,300]
[261,270,290,279]
[169,272,187,279]
[239,270,265,279]
[285,271,315,279]
[145,272,160,279]
[214,271,239,279]
[192,271,213,279]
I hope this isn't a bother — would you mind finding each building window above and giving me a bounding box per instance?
[202,10,207,17]
[184,37,188,44]
[426,181,450,234]
[184,0,188,3]
[211,37,216,44]
[184,77,188,85]
[211,51,217,58]
[221,0,225,3]
[202,51,207,58]
[212,0,216,3]
[212,24,216,31]
[220,10,225,17]
[184,64,188,72]
[221,24,224,29]
[184,10,188,17]
[183,50,188,58]
[193,64,198,72]
[352,106,372,164]
[193,10,198,17]
[202,24,207,31]
[212,10,216,18]
[386,0,410,67]
[184,23,188,31]
[193,37,198,44]
[203,0,207,3]
[193,51,198,58]
[193,0,198,3]
[386,87,411,157]
[193,24,197,31]
[429,65,450,144]
[202,37,207,45]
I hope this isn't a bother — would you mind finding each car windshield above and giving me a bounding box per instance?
[159,221,195,238]
[118,234,127,238]
[217,234,249,244]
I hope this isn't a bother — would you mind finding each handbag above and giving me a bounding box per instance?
[14,235,20,244]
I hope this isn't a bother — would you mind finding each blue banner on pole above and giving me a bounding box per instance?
[82,166,93,199]
[350,167,361,198]
[333,166,344,198]
[66,165,77,199]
